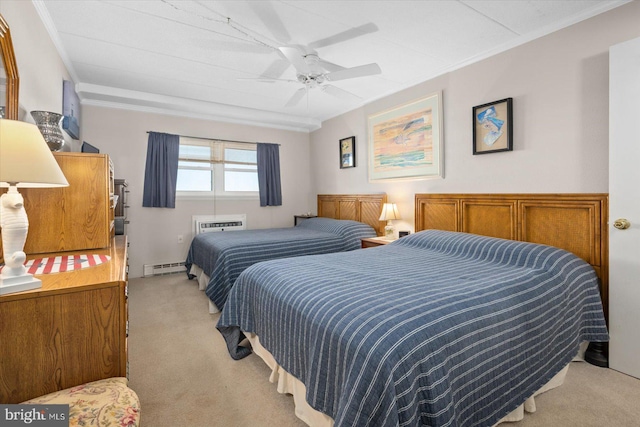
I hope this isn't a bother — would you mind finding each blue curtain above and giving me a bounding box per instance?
[257,143,282,207]
[142,132,180,208]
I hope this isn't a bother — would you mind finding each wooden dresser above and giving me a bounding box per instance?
[0,236,128,404]
[0,152,115,262]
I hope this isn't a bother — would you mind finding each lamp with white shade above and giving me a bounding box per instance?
[379,202,401,239]
[0,119,69,295]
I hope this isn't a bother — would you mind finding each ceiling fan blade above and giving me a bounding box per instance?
[192,39,273,54]
[318,59,346,73]
[261,59,292,80]
[237,77,299,84]
[247,1,291,44]
[322,85,362,102]
[279,46,311,75]
[285,87,307,107]
[325,63,381,82]
[308,23,379,50]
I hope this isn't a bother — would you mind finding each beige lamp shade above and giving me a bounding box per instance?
[0,119,69,187]
[379,203,401,221]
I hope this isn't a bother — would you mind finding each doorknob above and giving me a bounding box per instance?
[613,218,631,230]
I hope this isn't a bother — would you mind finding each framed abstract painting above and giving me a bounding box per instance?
[367,92,443,181]
[472,98,513,155]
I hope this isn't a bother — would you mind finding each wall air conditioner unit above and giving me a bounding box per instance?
[192,214,247,236]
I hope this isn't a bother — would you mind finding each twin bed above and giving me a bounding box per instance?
[190,193,610,426]
[186,194,387,312]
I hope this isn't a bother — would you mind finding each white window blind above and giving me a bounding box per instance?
[177,137,258,198]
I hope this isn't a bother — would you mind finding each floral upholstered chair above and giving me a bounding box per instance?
[23,377,140,426]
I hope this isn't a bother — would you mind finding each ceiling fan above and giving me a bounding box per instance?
[234,3,382,108]
[242,44,382,107]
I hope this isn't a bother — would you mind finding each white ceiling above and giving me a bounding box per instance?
[34,0,628,132]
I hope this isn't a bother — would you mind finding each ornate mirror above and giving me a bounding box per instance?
[0,13,19,120]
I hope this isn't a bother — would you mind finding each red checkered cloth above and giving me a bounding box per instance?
[0,254,110,275]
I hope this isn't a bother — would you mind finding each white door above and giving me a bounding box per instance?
[608,36,640,379]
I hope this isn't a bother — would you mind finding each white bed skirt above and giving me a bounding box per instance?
[244,333,587,427]
[189,264,221,314]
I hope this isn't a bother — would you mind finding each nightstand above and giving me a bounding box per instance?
[294,214,317,226]
[361,236,395,248]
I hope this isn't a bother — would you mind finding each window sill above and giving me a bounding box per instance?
[176,193,259,202]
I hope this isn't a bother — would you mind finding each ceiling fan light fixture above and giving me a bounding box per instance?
[304,53,320,65]
[296,74,325,86]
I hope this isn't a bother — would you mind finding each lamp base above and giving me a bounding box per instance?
[0,274,42,295]
[384,223,394,238]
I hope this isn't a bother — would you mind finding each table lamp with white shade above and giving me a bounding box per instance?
[379,202,401,239]
[0,119,69,295]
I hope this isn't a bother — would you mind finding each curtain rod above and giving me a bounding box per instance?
[146,131,279,146]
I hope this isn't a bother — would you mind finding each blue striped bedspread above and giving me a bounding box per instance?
[217,230,609,427]
[185,217,377,309]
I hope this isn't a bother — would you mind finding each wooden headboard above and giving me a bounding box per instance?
[415,193,609,319]
[318,194,387,236]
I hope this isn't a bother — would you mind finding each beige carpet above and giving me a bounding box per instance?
[128,274,640,426]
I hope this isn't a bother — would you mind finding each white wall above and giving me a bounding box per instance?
[310,1,640,235]
[82,106,312,278]
[0,0,78,150]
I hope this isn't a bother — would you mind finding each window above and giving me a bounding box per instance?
[177,137,258,198]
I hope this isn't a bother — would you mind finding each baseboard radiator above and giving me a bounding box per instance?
[143,261,186,277]
[143,215,247,277]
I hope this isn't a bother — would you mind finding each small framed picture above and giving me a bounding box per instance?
[473,98,513,155]
[340,136,356,168]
